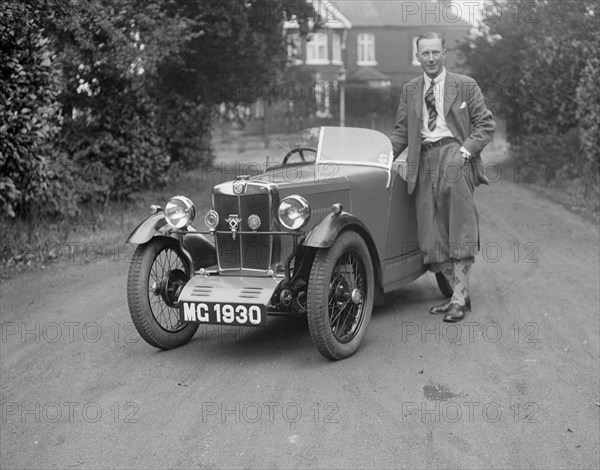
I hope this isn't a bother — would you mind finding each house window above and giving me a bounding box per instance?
[412,37,420,66]
[287,32,302,63]
[357,33,376,66]
[332,34,341,64]
[306,33,329,64]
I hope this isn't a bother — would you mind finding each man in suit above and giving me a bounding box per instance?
[391,32,495,322]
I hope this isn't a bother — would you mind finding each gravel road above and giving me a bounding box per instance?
[1,141,599,469]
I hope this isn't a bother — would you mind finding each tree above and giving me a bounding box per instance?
[458,0,599,188]
[50,0,317,196]
[518,0,598,136]
[458,0,598,141]
[1,0,317,217]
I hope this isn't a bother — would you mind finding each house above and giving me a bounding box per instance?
[284,0,472,119]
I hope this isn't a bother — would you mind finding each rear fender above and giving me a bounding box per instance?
[304,212,384,305]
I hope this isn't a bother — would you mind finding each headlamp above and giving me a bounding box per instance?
[278,195,311,230]
[164,196,195,229]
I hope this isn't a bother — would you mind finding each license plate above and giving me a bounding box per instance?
[179,302,266,326]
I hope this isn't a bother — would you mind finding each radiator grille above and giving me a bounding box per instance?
[214,192,271,270]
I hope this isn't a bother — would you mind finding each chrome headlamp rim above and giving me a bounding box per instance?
[278,195,311,231]
[164,195,195,229]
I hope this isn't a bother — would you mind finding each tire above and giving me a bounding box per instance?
[127,237,199,349]
[307,231,374,360]
[435,272,454,298]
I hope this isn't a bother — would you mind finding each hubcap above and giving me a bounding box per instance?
[160,269,188,307]
[351,288,363,304]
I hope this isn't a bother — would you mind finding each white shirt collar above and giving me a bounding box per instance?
[424,67,446,88]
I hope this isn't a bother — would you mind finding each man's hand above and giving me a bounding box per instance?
[459,146,472,162]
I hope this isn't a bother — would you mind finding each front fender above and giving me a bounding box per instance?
[126,212,170,245]
[126,213,217,269]
[304,212,370,249]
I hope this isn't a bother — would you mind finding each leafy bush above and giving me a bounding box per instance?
[59,97,171,200]
[575,32,600,190]
[157,97,214,172]
[0,1,65,218]
[511,128,581,182]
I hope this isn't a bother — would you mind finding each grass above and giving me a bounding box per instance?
[0,170,215,278]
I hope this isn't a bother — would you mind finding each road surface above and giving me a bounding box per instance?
[1,141,599,469]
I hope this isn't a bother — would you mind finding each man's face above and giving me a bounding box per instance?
[417,38,446,79]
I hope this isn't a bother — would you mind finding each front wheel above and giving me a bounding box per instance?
[307,231,374,360]
[127,237,199,349]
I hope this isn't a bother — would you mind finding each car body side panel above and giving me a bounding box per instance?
[383,164,421,261]
[343,166,390,255]
[379,164,424,290]
[381,251,425,293]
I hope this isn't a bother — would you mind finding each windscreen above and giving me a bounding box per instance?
[317,127,393,166]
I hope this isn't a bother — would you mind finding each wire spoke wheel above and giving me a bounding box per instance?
[149,247,187,332]
[127,237,199,349]
[307,231,374,360]
[328,251,366,343]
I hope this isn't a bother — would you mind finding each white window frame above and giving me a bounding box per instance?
[332,34,342,64]
[306,32,329,65]
[357,33,376,66]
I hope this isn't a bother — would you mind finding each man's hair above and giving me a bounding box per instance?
[416,32,445,50]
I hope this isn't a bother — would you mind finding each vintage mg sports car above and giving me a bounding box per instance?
[126,127,452,360]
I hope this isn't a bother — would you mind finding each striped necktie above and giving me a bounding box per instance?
[425,79,437,131]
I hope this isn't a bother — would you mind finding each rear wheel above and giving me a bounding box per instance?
[127,237,199,349]
[307,232,374,360]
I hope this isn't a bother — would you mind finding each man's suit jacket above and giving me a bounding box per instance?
[390,71,496,194]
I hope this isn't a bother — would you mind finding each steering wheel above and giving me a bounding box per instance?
[282,147,317,165]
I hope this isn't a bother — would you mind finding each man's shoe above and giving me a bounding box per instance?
[443,303,468,323]
[430,300,453,314]
[430,296,471,314]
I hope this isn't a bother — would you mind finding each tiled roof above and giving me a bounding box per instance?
[332,0,471,28]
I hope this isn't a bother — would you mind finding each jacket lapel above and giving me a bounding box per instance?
[443,72,463,141]
[413,77,423,119]
[444,72,459,117]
